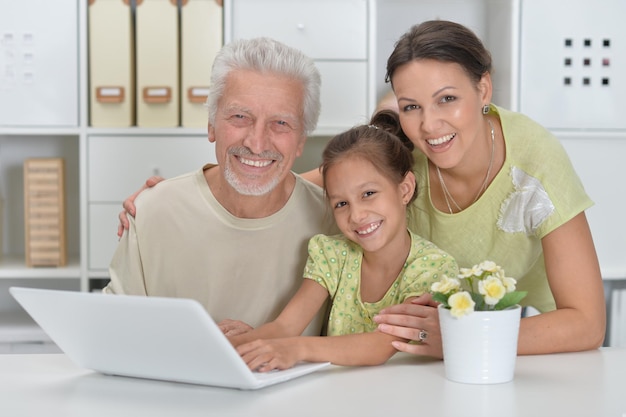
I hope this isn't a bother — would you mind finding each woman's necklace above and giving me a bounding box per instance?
[436,119,495,214]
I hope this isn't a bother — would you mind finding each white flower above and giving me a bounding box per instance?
[459,264,484,278]
[502,276,517,293]
[448,292,475,318]
[431,275,461,294]
[478,276,506,306]
[479,260,498,273]
[431,260,526,316]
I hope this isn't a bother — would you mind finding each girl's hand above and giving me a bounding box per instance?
[236,338,301,372]
[374,293,444,359]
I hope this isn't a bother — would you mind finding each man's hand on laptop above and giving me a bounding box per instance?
[219,319,253,337]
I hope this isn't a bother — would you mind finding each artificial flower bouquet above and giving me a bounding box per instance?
[431,260,527,318]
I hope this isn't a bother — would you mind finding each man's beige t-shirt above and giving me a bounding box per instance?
[104,166,337,335]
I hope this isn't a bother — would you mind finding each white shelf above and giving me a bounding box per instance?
[88,270,111,279]
[86,127,208,137]
[0,127,81,136]
[602,270,626,281]
[0,255,81,279]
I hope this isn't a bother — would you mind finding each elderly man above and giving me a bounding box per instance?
[105,37,336,336]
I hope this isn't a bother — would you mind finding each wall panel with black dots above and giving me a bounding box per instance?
[518,0,625,130]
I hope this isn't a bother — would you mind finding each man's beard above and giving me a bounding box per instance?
[224,148,283,196]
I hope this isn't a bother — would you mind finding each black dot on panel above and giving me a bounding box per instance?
[564,77,571,85]
[602,78,610,86]
[584,39,592,47]
[603,39,611,47]
[564,57,572,66]
[564,38,573,47]
[583,58,591,66]
[583,77,591,85]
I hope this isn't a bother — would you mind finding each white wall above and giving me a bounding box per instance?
[374,0,487,103]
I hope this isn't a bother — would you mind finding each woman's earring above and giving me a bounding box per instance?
[482,104,490,115]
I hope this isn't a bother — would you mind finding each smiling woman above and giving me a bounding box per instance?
[372,20,606,358]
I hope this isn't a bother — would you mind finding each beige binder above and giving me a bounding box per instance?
[135,0,179,127]
[88,0,134,127]
[180,0,223,128]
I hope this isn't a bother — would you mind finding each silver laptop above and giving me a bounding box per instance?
[9,287,330,390]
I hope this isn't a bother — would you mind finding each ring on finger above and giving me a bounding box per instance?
[418,329,428,342]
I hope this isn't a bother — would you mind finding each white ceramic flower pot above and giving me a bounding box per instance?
[438,304,521,384]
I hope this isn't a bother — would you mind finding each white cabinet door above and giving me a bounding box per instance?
[225,0,372,135]
[88,203,121,271]
[229,0,367,60]
[87,135,216,270]
[0,0,78,127]
[88,136,215,202]
[317,62,369,132]
[559,134,626,278]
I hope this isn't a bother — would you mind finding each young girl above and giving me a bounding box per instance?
[229,110,458,371]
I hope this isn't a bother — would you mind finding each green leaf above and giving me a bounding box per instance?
[470,292,486,310]
[431,292,450,306]
[494,291,528,310]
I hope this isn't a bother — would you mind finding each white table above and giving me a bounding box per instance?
[1,349,625,417]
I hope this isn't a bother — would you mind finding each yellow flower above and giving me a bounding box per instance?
[431,275,461,294]
[478,276,506,306]
[448,292,475,318]
[431,260,526,316]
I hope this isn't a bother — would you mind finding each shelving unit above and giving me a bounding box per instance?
[0,0,217,347]
[0,0,365,347]
[0,0,516,296]
[2,0,625,348]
